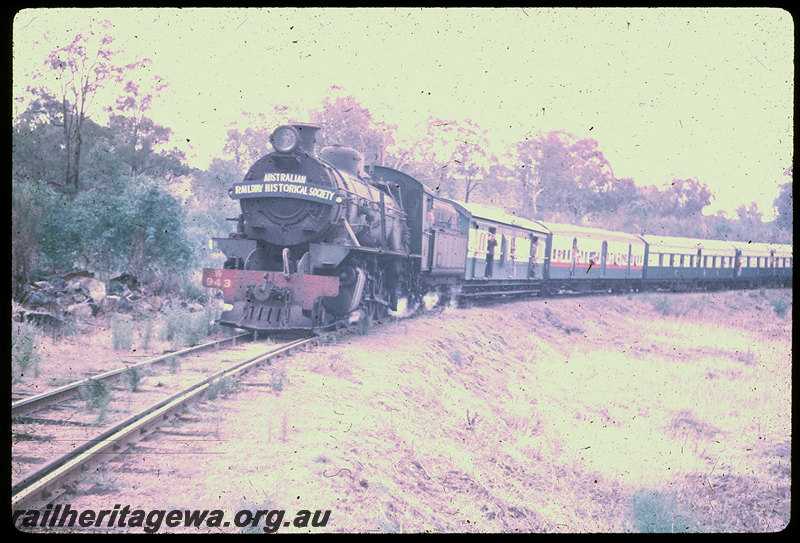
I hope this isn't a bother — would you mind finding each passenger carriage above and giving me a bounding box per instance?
[452,202,550,281]
[730,241,770,281]
[697,238,740,281]
[771,244,793,280]
[735,241,793,281]
[537,222,646,280]
[641,234,744,286]
[640,235,704,281]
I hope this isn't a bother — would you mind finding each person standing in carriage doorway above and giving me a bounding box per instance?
[485,229,498,278]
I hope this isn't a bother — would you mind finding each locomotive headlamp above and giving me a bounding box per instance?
[272,125,299,153]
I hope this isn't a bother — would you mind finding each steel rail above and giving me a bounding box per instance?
[11,332,253,418]
[12,336,316,510]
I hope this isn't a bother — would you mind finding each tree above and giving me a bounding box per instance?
[773,173,792,233]
[28,21,147,191]
[222,116,273,171]
[11,181,49,295]
[309,89,398,167]
[192,158,242,200]
[410,117,493,202]
[102,74,187,181]
[656,177,713,220]
[12,92,68,185]
[513,131,618,223]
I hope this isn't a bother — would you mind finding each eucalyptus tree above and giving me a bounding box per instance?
[25,20,148,191]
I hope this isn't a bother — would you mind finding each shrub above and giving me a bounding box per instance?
[123,366,145,392]
[38,175,194,281]
[161,306,216,350]
[771,299,790,317]
[12,322,41,383]
[111,315,134,351]
[80,379,112,423]
[631,489,696,533]
[166,355,181,374]
[206,377,238,400]
[651,295,672,316]
[270,369,286,394]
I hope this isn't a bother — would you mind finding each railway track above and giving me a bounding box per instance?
[11,335,317,510]
[11,332,253,417]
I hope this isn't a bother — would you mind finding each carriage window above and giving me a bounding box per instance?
[658,254,664,267]
[745,256,751,268]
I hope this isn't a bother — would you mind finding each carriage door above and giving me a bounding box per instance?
[421,195,433,271]
[600,241,608,277]
[528,234,539,279]
[697,249,702,276]
[485,227,497,278]
[734,249,742,277]
[569,238,578,278]
[626,244,632,278]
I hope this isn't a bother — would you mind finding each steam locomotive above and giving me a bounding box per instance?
[202,123,792,332]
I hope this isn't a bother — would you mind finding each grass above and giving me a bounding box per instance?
[269,368,287,394]
[160,305,218,350]
[314,330,338,345]
[245,290,791,533]
[631,488,697,532]
[770,298,790,317]
[111,315,134,351]
[12,322,41,383]
[79,378,112,423]
[123,366,147,392]
[650,294,673,316]
[205,377,239,401]
[139,319,154,351]
[166,355,181,374]
[46,314,79,341]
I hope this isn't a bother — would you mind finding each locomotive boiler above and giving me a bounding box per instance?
[203,123,412,330]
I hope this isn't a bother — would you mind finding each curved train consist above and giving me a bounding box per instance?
[203,123,793,332]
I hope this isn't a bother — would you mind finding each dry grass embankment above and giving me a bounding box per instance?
[21,288,791,533]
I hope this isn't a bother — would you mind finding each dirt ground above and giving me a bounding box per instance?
[13,288,792,533]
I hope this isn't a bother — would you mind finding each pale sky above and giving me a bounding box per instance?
[12,7,794,219]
